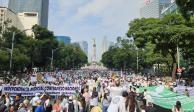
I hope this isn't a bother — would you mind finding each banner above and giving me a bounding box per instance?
[2,85,81,96]
[174,86,194,99]
[138,86,194,112]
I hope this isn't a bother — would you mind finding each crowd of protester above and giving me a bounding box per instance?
[0,70,191,112]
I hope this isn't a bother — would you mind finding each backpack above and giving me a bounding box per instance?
[68,102,75,112]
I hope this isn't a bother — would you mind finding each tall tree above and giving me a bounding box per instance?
[176,0,194,21]
[54,44,87,70]
[31,25,58,68]
[127,14,194,80]
[101,38,136,70]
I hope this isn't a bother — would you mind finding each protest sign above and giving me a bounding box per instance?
[2,85,81,96]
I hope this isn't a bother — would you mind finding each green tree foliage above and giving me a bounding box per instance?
[55,44,87,70]
[176,0,194,21]
[0,25,31,72]
[101,37,136,70]
[0,23,88,74]
[127,14,194,80]
[31,25,58,68]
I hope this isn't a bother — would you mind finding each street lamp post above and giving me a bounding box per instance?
[51,47,61,70]
[9,29,31,74]
[136,47,139,74]
[9,32,15,74]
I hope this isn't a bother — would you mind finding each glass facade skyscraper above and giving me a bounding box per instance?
[8,0,49,28]
[161,2,178,16]
[56,36,71,44]
[140,0,171,18]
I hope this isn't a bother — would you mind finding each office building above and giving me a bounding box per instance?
[0,6,18,29]
[8,0,49,28]
[109,41,115,48]
[161,1,178,16]
[17,12,39,36]
[56,36,71,44]
[101,36,108,55]
[0,7,38,36]
[79,41,88,56]
[140,0,171,18]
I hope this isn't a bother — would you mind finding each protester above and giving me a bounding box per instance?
[0,101,7,112]
[172,101,183,112]
[9,105,15,112]
[0,70,193,112]
[145,102,156,112]
[30,93,41,112]
[64,96,75,112]
[78,96,86,112]
[5,93,10,108]
[52,99,62,112]
[44,95,52,112]
[90,106,102,112]
[61,95,68,111]
[101,90,110,112]
[109,79,123,98]
[184,88,189,97]
[35,99,45,112]
[90,87,99,110]
[18,99,30,112]
[82,88,90,109]
[118,91,130,112]
[13,94,23,111]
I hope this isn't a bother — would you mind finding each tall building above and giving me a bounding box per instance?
[17,12,39,36]
[56,36,71,44]
[161,1,178,16]
[108,41,115,48]
[8,0,49,28]
[101,36,108,55]
[140,0,171,18]
[0,7,38,36]
[0,6,18,29]
[79,41,88,57]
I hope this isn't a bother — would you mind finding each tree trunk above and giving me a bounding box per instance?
[157,63,160,75]
[171,53,177,81]
[172,63,177,81]
[166,63,171,76]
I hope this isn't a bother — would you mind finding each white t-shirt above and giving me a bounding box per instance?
[90,97,98,106]
[118,98,129,112]
[107,96,123,112]
[109,87,123,98]
[30,96,40,106]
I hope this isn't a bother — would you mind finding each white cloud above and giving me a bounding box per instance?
[72,0,141,29]
[74,0,112,20]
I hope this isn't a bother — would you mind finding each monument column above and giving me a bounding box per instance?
[92,38,96,62]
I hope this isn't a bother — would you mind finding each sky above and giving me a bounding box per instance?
[0,0,143,61]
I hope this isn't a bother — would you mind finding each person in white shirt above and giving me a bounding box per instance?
[90,87,99,110]
[118,91,130,112]
[107,95,123,112]
[61,96,68,111]
[5,93,10,107]
[109,79,123,98]
[30,93,40,112]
